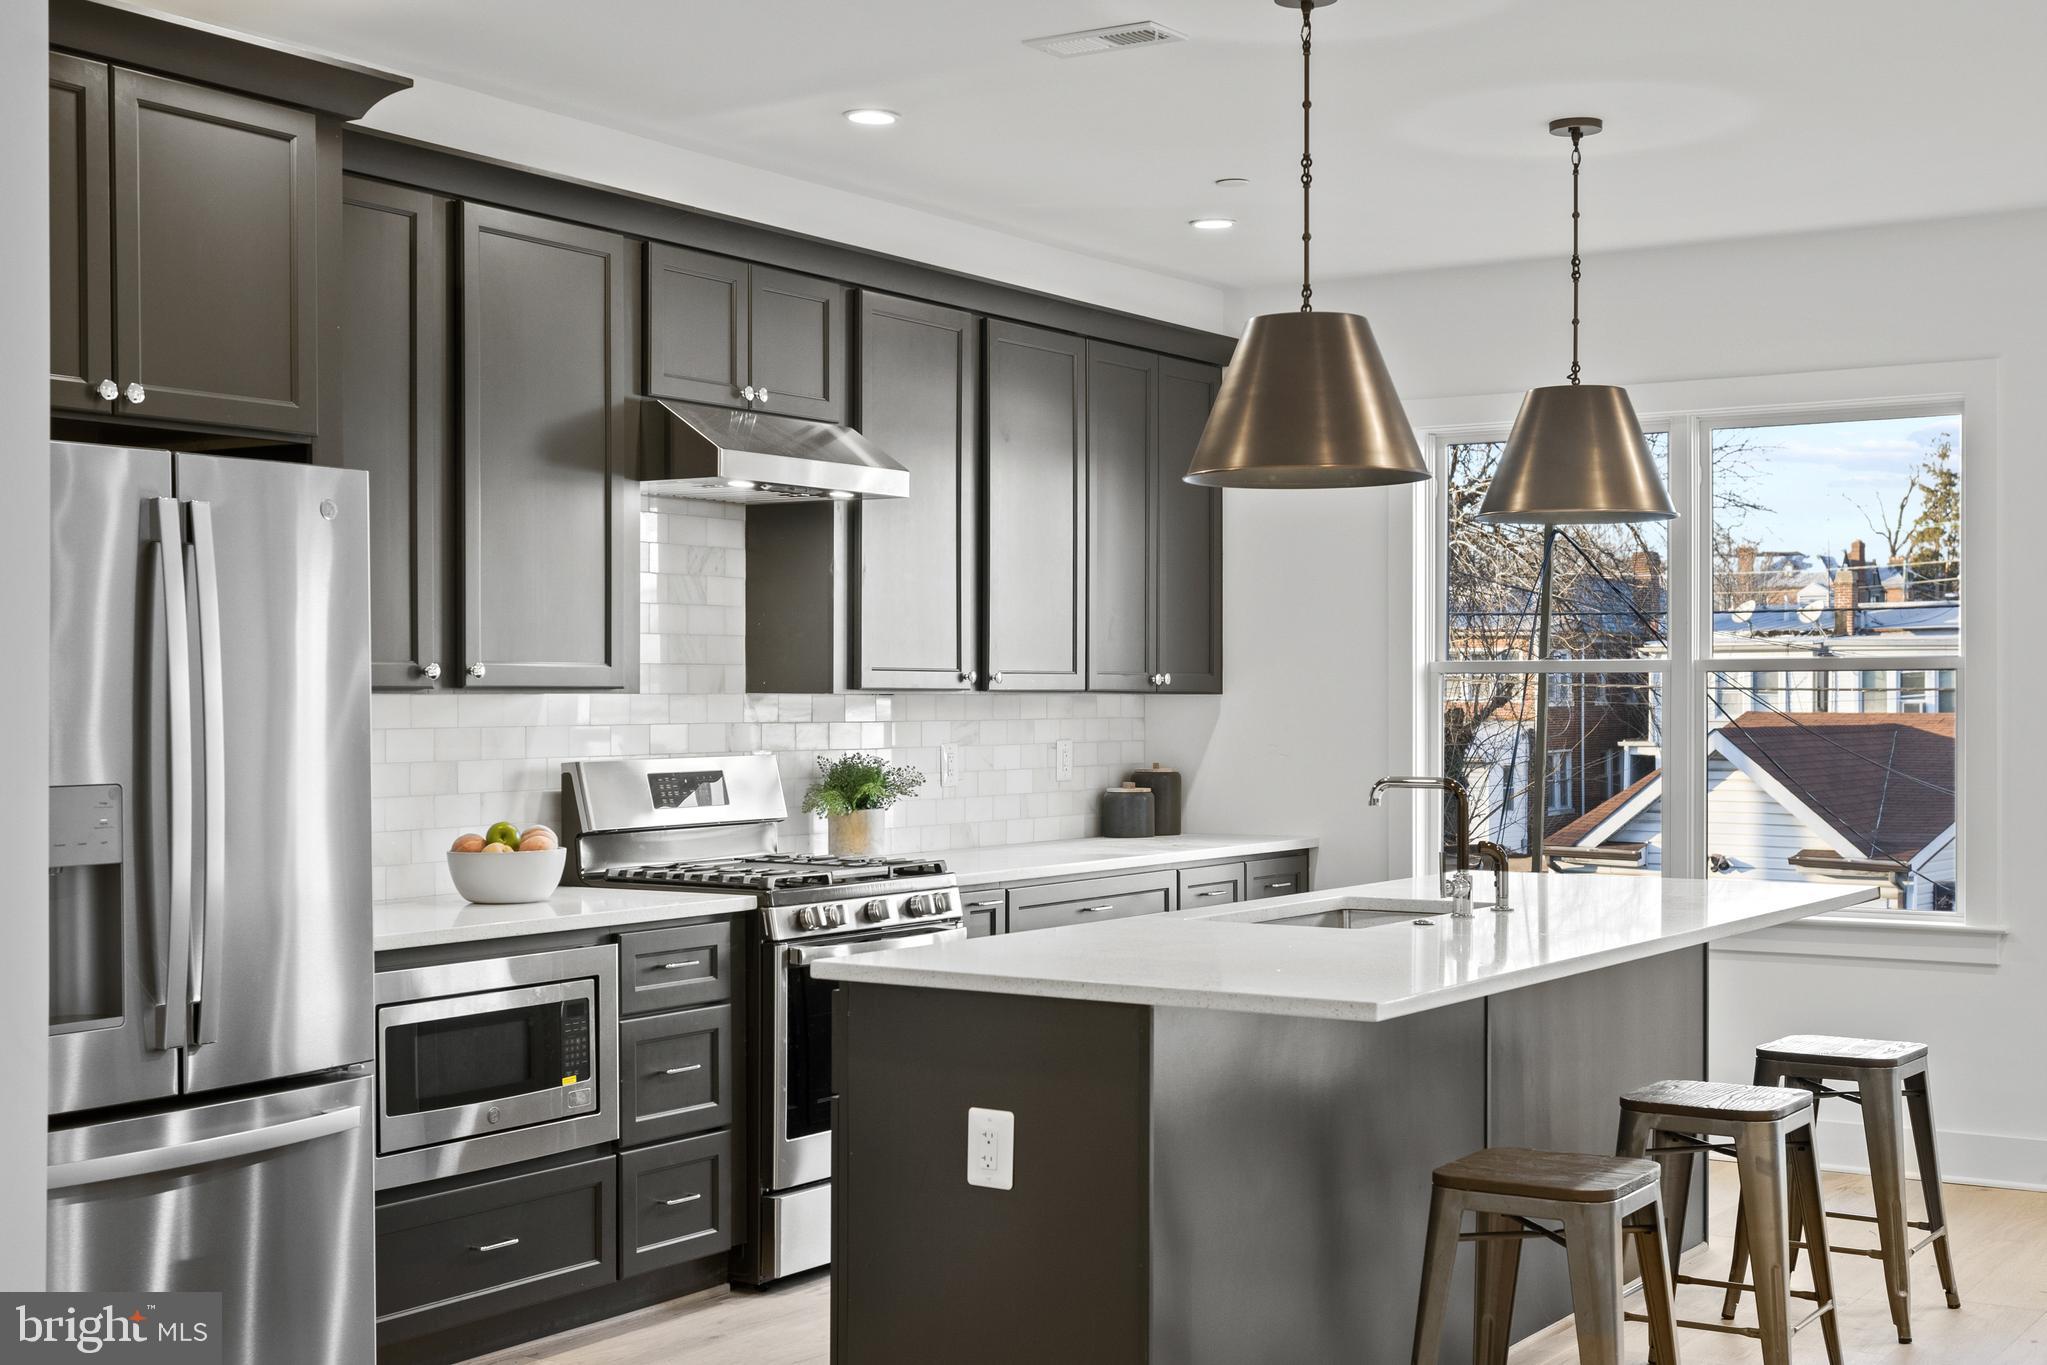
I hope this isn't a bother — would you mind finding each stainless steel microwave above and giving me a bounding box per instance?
[374,944,618,1189]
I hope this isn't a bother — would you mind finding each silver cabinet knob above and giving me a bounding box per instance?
[988,670,1004,685]
[958,669,977,685]
[1161,672,1172,686]
[124,382,146,404]
[740,385,758,402]
[96,378,118,401]
[466,663,486,680]
[755,388,770,404]
[420,662,442,681]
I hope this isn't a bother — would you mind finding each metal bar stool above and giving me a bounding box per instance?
[1723,1034,1959,1344]
[1617,1080,1842,1365]
[1412,1147,1681,1365]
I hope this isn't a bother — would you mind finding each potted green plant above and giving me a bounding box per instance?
[802,753,926,856]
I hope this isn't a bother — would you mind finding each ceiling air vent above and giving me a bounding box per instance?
[1025,21,1188,59]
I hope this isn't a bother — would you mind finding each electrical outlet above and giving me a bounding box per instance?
[941,743,960,788]
[1056,738,1074,782]
[966,1106,1014,1190]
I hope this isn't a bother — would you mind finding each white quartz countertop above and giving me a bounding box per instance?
[813,873,1877,1022]
[934,834,1316,888]
[374,886,754,953]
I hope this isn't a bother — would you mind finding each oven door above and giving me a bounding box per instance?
[770,926,965,1191]
[377,980,595,1155]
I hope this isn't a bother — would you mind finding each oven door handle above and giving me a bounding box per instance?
[783,928,965,968]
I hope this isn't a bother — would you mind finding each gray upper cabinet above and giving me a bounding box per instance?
[645,243,846,423]
[983,320,1086,692]
[1153,357,1223,693]
[1086,341,1158,692]
[108,67,319,433]
[458,203,636,690]
[50,52,112,414]
[852,292,980,690]
[341,176,448,691]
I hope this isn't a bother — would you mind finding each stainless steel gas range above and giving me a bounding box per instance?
[562,754,964,1283]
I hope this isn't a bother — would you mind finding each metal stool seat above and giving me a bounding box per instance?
[1727,1035,1959,1344]
[1413,1147,1682,1365]
[1618,1080,1842,1365]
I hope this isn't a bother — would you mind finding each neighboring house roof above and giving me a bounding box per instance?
[1552,712,1955,866]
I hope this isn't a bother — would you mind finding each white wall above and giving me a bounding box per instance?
[1,2,50,1287]
[1151,207,2047,1187]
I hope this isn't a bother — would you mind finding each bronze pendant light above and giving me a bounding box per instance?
[1183,0,1427,489]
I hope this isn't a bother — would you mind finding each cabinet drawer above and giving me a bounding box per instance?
[961,890,1006,938]
[1248,854,1310,900]
[1178,862,1246,909]
[620,1004,734,1146]
[620,919,738,1015]
[1007,870,1175,935]
[619,1130,735,1277]
[375,1152,615,1336]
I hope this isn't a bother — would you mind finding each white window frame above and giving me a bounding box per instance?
[1393,360,2003,965]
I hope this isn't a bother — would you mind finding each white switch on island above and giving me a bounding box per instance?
[966,1106,1014,1190]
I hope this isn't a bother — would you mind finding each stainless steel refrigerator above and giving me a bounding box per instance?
[45,442,375,1365]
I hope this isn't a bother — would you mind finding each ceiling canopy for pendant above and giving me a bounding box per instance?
[1479,118,1674,526]
[1184,0,1427,490]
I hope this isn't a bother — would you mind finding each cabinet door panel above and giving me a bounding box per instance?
[852,293,978,690]
[1154,358,1224,692]
[459,203,635,689]
[110,67,317,433]
[50,53,111,414]
[751,266,847,423]
[983,320,1086,691]
[645,243,749,408]
[342,177,448,690]
[1086,341,1157,691]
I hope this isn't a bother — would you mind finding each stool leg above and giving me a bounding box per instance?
[1790,1124,1844,1365]
[1630,1200,1684,1365]
[1863,1077,1917,1342]
[1472,1212,1522,1365]
[1722,1053,1781,1321]
[1735,1123,1796,1365]
[1904,1065,1962,1311]
[1411,1188,1463,1365]
[1561,1205,1626,1365]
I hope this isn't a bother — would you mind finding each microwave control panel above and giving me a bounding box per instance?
[559,996,592,1088]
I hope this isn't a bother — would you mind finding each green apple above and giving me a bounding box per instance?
[484,821,519,848]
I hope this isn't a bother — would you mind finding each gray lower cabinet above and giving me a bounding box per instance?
[619,1131,736,1277]
[644,242,847,422]
[983,320,1087,691]
[1178,862,1245,909]
[1006,869,1176,934]
[619,1004,735,1147]
[960,890,1005,938]
[1248,853,1310,899]
[458,202,636,689]
[375,1151,617,1342]
[618,919,739,1016]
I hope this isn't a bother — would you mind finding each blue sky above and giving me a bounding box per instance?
[1712,415,1961,564]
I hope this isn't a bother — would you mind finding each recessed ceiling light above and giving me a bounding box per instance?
[1188,218,1236,231]
[843,108,899,127]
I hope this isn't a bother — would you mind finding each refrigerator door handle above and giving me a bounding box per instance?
[46,1105,361,1190]
[154,497,194,1053]
[188,501,227,1046]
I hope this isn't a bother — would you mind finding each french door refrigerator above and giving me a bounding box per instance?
[45,442,375,1365]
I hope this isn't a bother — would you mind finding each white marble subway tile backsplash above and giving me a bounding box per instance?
[370,497,1147,899]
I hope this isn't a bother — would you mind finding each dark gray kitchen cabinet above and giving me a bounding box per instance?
[960,889,1006,938]
[983,320,1087,692]
[1153,357,1224,692]
[49,52,111,414]
[851,292,980,690]
[1006,869,1176,934]
[459,203,636,690]
[645,243,846,422]
[341,176,448,690]
[108,66,319,433]
[1086,341,1158,691]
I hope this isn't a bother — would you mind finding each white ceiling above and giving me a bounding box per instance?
[153,0,2047,290]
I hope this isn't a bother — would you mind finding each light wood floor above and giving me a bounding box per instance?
[469,1165,2047,1364]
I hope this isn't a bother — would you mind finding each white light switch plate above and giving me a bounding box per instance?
[1056,739,1074,782]
[967,1106,1014,1190]
[941,743,960,788]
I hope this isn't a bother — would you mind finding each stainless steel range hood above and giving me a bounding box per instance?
[638,398,908,503]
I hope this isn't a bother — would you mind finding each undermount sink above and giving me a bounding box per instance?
[1248,905,1438,930]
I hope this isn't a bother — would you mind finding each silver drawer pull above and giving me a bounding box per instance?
[471,1238,520,1253]
[1265,880,1295,891]
[661,1193,703,1207]
[658,959,703,971]
[965,899,1001,909]
[1075,904,1114,914]
[661,1063,703,1076]
[1195,888,1230,898]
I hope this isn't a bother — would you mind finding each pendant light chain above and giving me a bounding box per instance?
[1568,126,1583,385]
[1299,0,1314,313]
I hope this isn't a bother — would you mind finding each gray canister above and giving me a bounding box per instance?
[1100,783,1156,838]
[1129,763,1182,835]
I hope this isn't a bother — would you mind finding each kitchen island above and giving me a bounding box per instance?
[816,873,1875,1364]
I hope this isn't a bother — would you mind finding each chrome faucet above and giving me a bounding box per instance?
[1368,776,1509,914]
[1470,840,1513,912]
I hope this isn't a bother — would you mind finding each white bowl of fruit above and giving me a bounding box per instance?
[446,822,566,904]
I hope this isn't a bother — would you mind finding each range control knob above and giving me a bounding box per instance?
[821,905,846,930]
[859,899,890,923]
[796,906,823,932]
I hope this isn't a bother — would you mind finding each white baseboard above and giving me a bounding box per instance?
[1802,1116,2047,1193]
